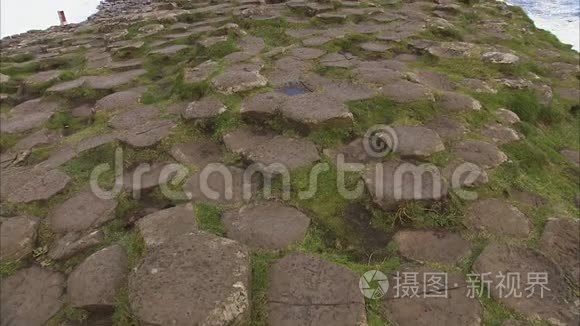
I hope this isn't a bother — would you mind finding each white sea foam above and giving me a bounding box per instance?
[507,0,580,51]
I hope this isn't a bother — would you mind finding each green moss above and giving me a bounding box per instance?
[45,305,88,326]
[322,33,375,55]
[308,126,352,148]
[236,18,295,48]
[112,287,138,326]
[314,65,353,80]
[45,110,85,135]
[202,34,239,60]
[249,251,279,325]
[0,259,22,277]
[61,142,117,188]
[195,203,225,236]
[0,133,20,152]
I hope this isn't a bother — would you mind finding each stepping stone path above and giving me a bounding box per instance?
[464,198,532,238]
[268,253,367,325]
[540,217,580,286]
[1,266,65,326]
[474,243,578,325]
[94,87,144,112]
[223,201,310,249]
[136,205,197,247]
[280,92,354,128]
[49,188,117,234]
[117,119,175,148]
[393,230,472,264]
[129,232,250,325]
[0,216,39,262]
[68,245,128,310]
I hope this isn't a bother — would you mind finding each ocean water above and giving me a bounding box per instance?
[507,0,580,51]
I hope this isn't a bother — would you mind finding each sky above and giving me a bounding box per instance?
[1,0,101,38]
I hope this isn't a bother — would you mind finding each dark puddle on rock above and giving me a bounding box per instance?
[279,81,312,96]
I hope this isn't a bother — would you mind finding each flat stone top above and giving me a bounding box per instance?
[223,201,310,250]
[136,205,198,247]
[464,198,531,238]
[129,232,250,326]
[1,168,70,203]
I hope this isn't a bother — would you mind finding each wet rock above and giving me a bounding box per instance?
[482,51,520,64]
[68,245,128,310]
[1,266,65,325]
[212,63,268,94]
[182,97,227,120]
[129,232,251,325]
[183,165,257,205]
[481,123,521,145]
[1,168,70,203]
[136,205,197,248]
[381,80,433,103]
[279,92,354,128]
[390,126,445,158]
[268,253,367,326]
[540,217,580,286]
[560,149,579,166]
[393,230,471,264]
[425,116,467,141]
[380,267,483,326]
[364,160,448,210]
[223,201,310,250]
[49,188,117,234]
[452,140,507,169]
[437,91,481,112]
[170,139,224,168]
[48,230,105,261]
[473,243,578,325]
[0,216,39,262]
[495,108,520,125]
[465,198,531,238]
